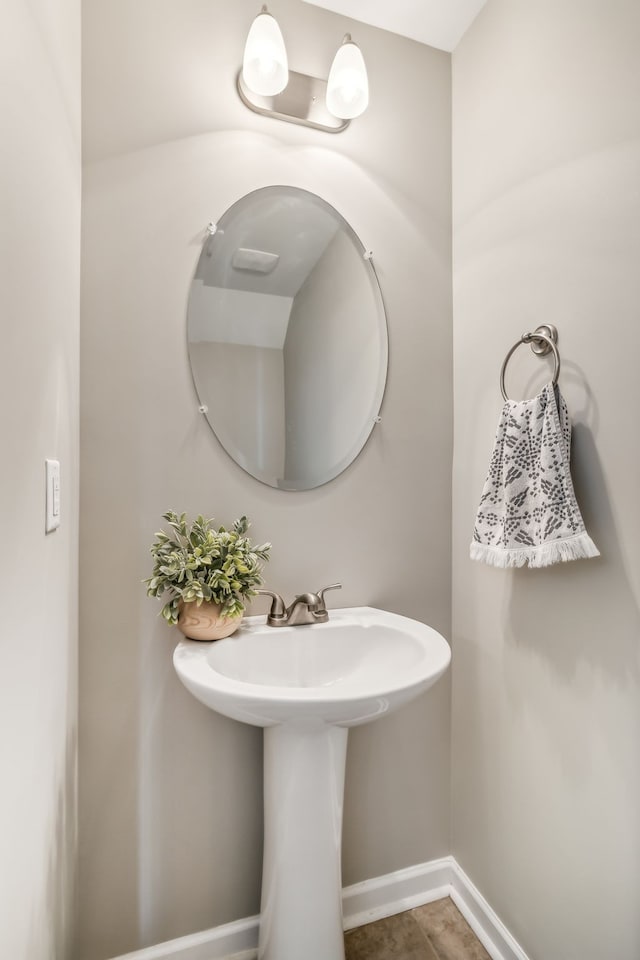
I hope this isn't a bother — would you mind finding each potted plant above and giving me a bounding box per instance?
[145,511,271,640]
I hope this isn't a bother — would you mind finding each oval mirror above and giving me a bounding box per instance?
[187,186,388,490]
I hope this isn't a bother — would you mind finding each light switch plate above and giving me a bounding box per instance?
[45,459,60,533]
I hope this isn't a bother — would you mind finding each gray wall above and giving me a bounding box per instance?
[451,2,640,958]
[79,1,453,957]
[0,0,80,958]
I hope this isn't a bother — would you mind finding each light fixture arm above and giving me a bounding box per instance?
[237,68,350,133]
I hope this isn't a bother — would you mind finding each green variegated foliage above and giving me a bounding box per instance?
[145,511,271,625]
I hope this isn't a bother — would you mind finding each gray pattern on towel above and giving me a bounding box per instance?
[471,383,599,568]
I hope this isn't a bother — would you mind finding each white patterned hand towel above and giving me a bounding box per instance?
[471,383,599,568]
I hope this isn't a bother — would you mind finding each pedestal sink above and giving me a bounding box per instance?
[173,605,450,960]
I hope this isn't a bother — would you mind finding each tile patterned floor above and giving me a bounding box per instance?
[344,897,492,960]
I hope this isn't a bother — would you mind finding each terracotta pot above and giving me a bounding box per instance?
[177,600,242,641]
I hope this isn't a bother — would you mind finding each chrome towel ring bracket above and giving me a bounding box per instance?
[500,324,560,402]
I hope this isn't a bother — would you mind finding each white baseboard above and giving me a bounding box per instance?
[342,856,453,930]
[108,856,529,960]
[107,916,259,960]
[448,860,530,960]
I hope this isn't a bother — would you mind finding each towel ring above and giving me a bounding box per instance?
[500,324,560,402]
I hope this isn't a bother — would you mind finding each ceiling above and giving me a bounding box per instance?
[301,0,487,52]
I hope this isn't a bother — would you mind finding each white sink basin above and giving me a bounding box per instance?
[173,605,451,727]
[173,605,450,960]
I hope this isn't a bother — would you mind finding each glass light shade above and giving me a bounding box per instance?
[326,38,368,120]
[242,10,288,97]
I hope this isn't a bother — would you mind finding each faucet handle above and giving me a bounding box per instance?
[293,592,322,607]
[255,589,287,624]
[316,583,342,611]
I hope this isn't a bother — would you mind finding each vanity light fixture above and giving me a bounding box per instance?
[237,8,368,133]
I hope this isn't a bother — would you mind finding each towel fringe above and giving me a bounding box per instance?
[470,533,599,569]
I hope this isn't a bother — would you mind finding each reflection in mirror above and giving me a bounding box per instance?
[187,186,388,490]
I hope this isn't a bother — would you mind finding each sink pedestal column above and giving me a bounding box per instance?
[259,721,349,960]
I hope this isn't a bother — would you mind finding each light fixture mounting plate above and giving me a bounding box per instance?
[237,69,350,133]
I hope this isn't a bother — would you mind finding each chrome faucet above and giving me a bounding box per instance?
[256,584,342,627]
